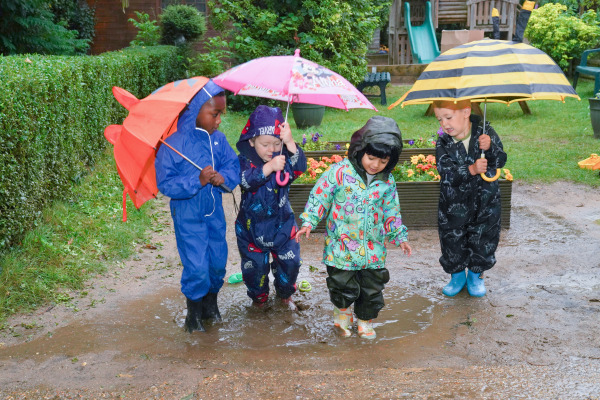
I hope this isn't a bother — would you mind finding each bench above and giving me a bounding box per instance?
[573,48,600,95]
[357,72,391,105]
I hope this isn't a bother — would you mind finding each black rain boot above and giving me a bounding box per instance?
[201,292,222,322]
[184,297,205,333]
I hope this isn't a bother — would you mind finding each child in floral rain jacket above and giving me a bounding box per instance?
[296,116,412,339]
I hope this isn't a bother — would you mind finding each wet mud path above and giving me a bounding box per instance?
[0,182,599,399]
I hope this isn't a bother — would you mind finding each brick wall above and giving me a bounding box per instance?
[87,0,161,54]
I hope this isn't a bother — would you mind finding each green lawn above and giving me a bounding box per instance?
[220,79,600,187]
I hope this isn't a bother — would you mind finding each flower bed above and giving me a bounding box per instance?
[299,131,442,164]
[290,152,513,232]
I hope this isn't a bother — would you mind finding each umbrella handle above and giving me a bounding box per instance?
[479,151,501,182]
[276,170,290,186]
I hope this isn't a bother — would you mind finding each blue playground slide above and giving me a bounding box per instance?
[404,1,440,64]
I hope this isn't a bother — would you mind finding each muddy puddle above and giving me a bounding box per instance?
[0,278,441,363]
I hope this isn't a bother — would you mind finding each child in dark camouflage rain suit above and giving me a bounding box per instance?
[433,100,507,297]
[235,105,307,309]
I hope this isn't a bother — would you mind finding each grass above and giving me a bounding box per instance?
[1,78,598,326]
[221,79,600,187]
[0,150,155,325]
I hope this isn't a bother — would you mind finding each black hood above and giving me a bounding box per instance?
[347,116,403,181]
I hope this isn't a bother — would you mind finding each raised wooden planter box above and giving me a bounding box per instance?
[290,180,512,232]
[303,141,433,164]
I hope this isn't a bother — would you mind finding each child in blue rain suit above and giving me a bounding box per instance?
[155,80,240,333]
[235,105,307,309]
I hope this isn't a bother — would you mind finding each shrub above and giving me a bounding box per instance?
[0,46,185,252]
[129,11,160,46]
[0,0,90,55]
[525,3,600,72]
[159,4,207,46]
[209,0,392,110]
[186,36,233,78]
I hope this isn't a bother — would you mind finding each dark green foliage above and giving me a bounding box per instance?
[159,4,207,45]
[0,46,185,252]
[208,0,392,111]
[0,0,90,55]
[50,0,96,46]
[129,11,161,46]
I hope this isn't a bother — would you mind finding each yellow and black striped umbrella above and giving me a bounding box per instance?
[388,39,580,109]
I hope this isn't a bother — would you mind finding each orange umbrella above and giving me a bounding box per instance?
[104,77,211,221]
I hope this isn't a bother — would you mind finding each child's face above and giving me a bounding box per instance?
[434,105,471,140]
[361,153,389,175]
[196,95,226,134]
[250,135,283,162]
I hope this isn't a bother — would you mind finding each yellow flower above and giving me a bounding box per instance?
[505,173,513,181]
[407,169,414,177]
[315,168,323,173]
[345,143,350,149]
[410,155,419,165]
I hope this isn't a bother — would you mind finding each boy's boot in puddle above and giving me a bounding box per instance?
[201,292,222,322]
[333,307,353,337]
[467,270,486,297]
[357,319,376,340]
[184,297,205,333]
[443,271,467,297]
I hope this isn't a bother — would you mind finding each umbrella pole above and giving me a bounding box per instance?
[158,139,232,193]
[479,102,501,182]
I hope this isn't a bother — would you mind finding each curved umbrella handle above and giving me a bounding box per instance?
[480,169,501,182]
[276,170,290,186]
[479,151,501,182]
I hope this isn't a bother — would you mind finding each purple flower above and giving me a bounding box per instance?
[335,144,341,150]
[302,134,307,145]
[312,134,318,142]
[437,127,445,137]
[408,140,415,146]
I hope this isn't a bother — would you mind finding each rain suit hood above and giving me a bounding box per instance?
[236,105,285,165]
[347,116,403,182]
[176,79,224,134]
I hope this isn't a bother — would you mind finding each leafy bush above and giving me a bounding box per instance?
[0,0,90,55]
[159,4,207,45]
[525,3,600,72]
[50,0,96,46]
[129,11,160,46]
[187,36,233,77]
[209,0,391,110]
[0,46,185,252]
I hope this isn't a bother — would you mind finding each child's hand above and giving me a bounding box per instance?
[209,171,225,187]
[400,242,412,256]
[264,155,286,176]
[200,166,216,186]
[479,134,491,151]
[295,226,311,242]
[469,158,488,175]
[279,122,297,153]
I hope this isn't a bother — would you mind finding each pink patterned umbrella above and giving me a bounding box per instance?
[213,49,377,112]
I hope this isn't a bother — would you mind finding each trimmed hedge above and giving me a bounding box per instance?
[0,46,185,251]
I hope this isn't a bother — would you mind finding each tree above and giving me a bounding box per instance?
[209,0,392,86]
[0,0,90,55]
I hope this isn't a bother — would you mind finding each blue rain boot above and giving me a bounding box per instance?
[467,270,486,297]
[442,271,467,297]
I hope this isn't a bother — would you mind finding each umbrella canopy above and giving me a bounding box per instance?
[388,39,580,109]
[213,49,377,111]
[104,77,211,219]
